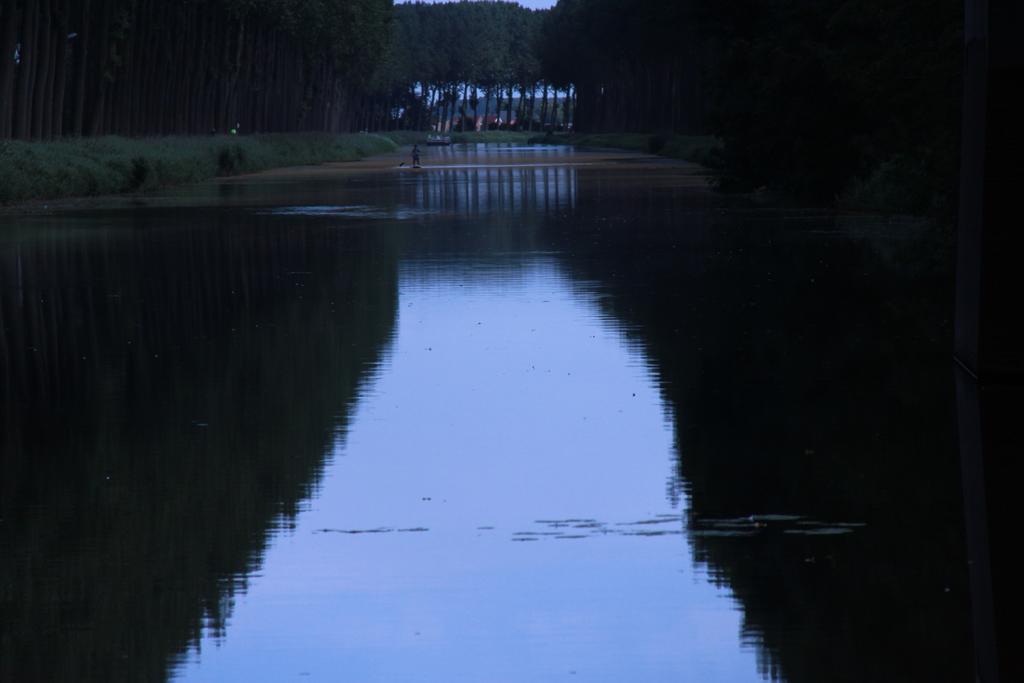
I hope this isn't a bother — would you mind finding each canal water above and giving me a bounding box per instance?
[0,145,971,682]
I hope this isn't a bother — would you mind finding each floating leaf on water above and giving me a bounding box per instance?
[259,205,438,220]
[698,517,756,525]
[617,518,679,526]
[795,520,866,529]
[783,528,855,536]
[697,521,758,530]
[535,518,599,527]
[752,514,804,522]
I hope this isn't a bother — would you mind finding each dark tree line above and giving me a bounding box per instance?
[2,0,964,208]
[0,0,392,139]
[540,0,706,136]
[541,0,962,209]
[369,1,574,132]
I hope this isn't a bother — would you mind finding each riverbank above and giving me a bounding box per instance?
[529,132,722,166]
[526,132,943,216]
[0,130,711,209]
[0,133,398,206]
[0,131,551,207]
[1,129,931,217]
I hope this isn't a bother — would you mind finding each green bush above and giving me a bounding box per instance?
[840,154,936,215]
[648,131,672,154]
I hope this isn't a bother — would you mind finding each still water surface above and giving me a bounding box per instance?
[1,145,970,681]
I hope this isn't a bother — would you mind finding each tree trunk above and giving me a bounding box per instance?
[482,86,491,131]
[0,2,20,138]
[460,81,468,132]
[49,0,69,138]
[527,87,536,132]
[31,0,53,139]
[539,82,548,133]
[517,85,527,129]
[566,85,575,130]
[13,0,38,139]
[454,88,460,131]
[70,0,91,136]
[87,0,112,136]
[427,85,437,130]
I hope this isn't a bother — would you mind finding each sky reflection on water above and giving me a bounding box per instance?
[170,256,761,683]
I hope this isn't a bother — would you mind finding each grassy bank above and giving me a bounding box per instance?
[0,133,397,206]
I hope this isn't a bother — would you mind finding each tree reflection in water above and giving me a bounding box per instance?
[0,214,399,682]
[542,167,971,683]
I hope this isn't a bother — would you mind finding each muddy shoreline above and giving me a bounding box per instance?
[1,146,713,216]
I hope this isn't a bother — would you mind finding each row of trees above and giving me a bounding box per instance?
[0,0,392,139]
[368,0,959,209]
[2,0,962,209]
[540,0,706,135]
[367,1,574,133]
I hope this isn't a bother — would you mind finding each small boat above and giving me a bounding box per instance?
[426,135,452,146]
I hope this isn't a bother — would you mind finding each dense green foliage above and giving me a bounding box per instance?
[0,132,396,204]
[0,0,392,139]
[540,0,962,212]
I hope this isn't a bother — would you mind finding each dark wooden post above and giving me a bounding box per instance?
[955,1,1024,682]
